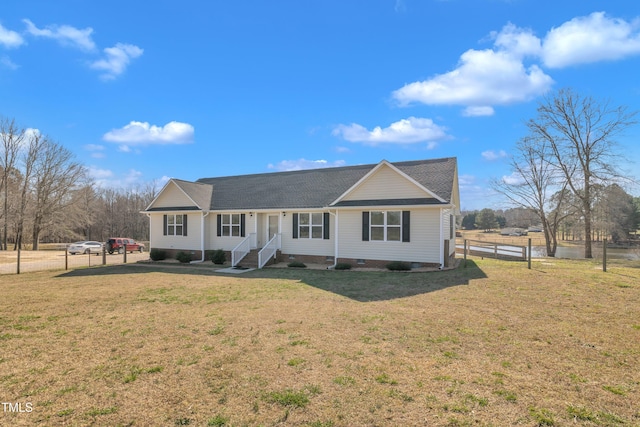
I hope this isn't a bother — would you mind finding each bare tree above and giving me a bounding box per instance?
[30,137,85,249]
[492,136,573,256]
[0,117,24,250]
[526,88,637,258]
[15,130,45,249]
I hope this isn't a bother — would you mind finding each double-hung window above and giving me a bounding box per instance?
[370,211,401,241]
[362,210,408,242]
[164,214,187,236]
[299,213,323,239]
[221,214,241,237]
[293,212,330,240]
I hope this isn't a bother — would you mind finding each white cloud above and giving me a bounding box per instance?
[84,144,105,158]
[502,172,525,185]
[391,12,640,112]
[90,43,143,80]
[0,23,24,48]
[118,145,132,153]
[458,174,476,186]
[84,144,104,151]
[267,159,346,172]
[87,166,113,180]
[1,55,18,70]
[103,121,194,145]
[88,166,144,188]
[22,19,95,51]
[332,117,449,147]
[542,12,640,68]
[334,146,351,153]
[492,23,542,59]
[462,106,495,117]
[392,48,553,108]
[482,150,508,161]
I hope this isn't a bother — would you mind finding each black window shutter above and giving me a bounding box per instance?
[402,211,410,242]
[362,211,369,241]
[217,214,222,237]
[323,212,330,240]
[292,213,298,239]
[163,215,167,236]
[240,214,246,237]
[183,214,188,236]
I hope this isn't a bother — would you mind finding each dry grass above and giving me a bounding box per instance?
[1,259,639,426]
[458,230,548,247]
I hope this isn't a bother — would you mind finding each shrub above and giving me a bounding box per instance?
[210,249,226,265]
[386,261,411,271]
[334,263,352,270]
[149,248,166,261]
[175,251,192,264]
[288,261,307,268]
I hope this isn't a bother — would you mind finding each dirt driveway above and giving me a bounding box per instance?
[0,250,149,274]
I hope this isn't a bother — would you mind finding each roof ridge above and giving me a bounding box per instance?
[197,157,456,182]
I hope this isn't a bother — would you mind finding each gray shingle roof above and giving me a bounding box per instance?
[171,179,213,210]
[185,157,457,211]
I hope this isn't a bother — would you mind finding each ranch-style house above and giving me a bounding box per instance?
[143,157,460,269]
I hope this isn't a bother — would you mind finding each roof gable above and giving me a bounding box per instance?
[331,160,445,206]
[146,179,212,211]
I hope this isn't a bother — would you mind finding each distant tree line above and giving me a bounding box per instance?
[462,191,639,243]
[1,116,157,250]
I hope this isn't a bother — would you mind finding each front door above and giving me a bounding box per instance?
[267,215,279,243]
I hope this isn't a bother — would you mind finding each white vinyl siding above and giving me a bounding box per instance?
[280,212,334,256]
[208,213,257,251]
[151,182,196,208]
[443,208,456,256]
[150,213,201,251]
[342,164,428,201]
[338,208,441,263]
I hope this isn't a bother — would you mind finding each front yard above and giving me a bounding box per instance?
[1,259,638,426]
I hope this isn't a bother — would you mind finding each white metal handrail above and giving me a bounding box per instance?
[258,233,279,269]
[231,234,253,266]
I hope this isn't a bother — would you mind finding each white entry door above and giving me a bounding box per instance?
[267,215,279,242]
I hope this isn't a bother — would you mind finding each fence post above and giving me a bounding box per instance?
[65,246,68,270]
[463,239,467,268]
[102,246,106,265]
[494,243,498,259]
[528,238,532,270]
[123,246,127,264]
[17,244,21,274]
[603,238,607,272]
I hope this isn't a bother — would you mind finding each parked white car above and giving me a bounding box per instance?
[68,241,103,255]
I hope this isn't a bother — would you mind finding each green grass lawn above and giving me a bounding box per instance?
[1,258,639,426]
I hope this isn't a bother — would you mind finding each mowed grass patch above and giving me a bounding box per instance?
[0,260,638,425]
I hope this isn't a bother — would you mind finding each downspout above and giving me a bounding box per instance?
[191,211,209,263]
[439,208,444,269]
[328,210,338,269]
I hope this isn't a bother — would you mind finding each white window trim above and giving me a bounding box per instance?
[370,211,402,242]
[166,214,185,236]
[221,213,241,237]
[298,212,324,239]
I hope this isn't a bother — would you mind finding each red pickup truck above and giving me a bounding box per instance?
[106,238,145,254]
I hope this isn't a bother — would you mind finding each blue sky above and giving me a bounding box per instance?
[1,0,639,210]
